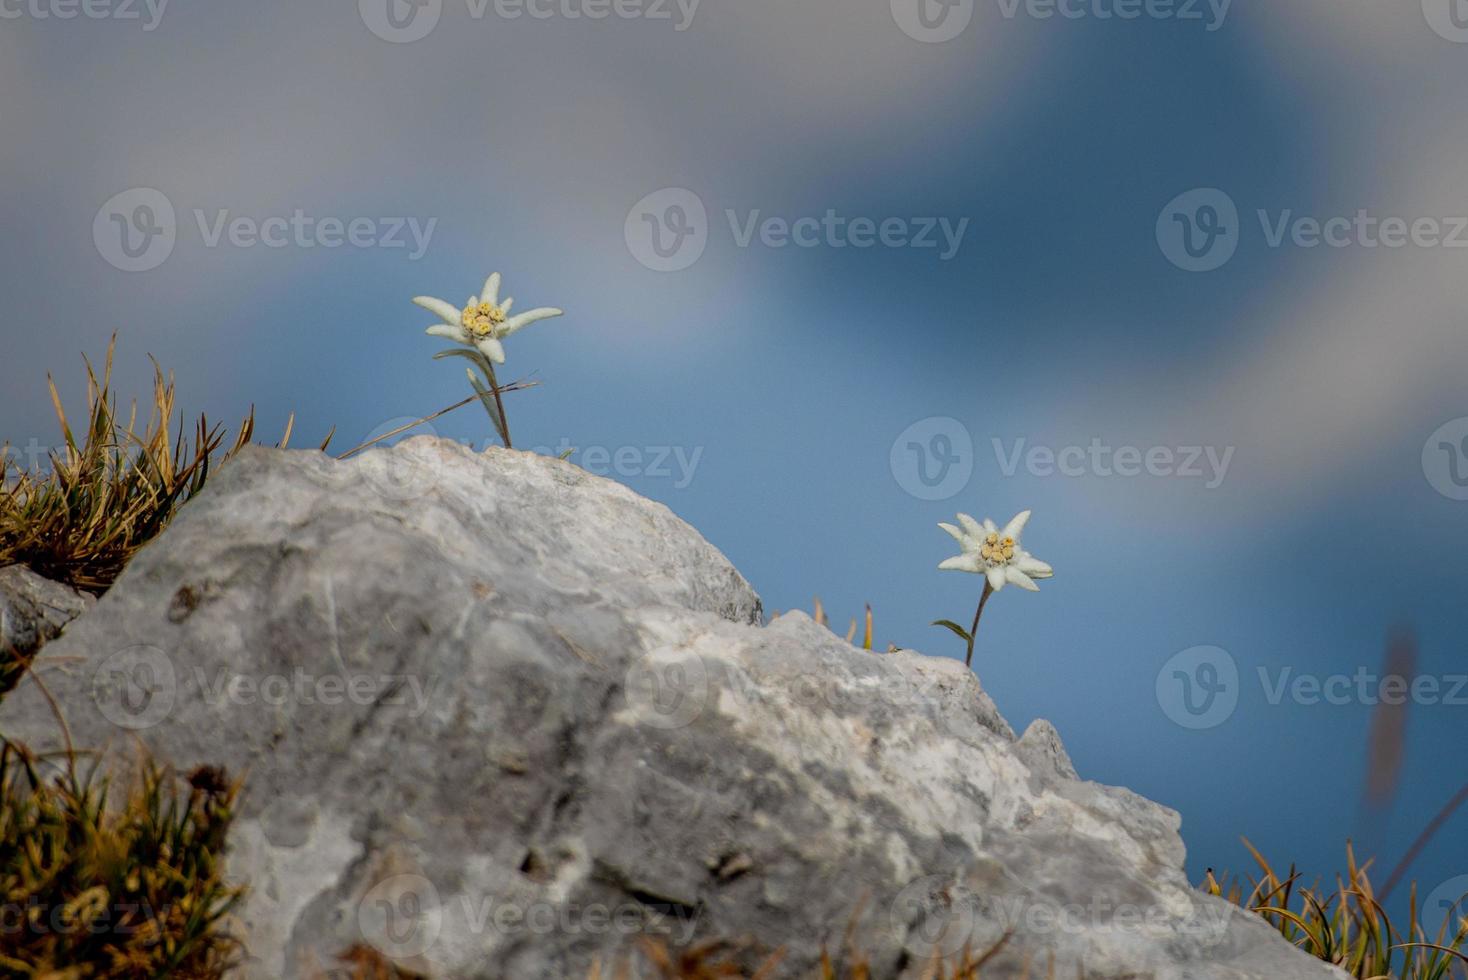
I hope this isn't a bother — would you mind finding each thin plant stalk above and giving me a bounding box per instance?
[965,582,994,668]
[484,361,512,449]
[334,378,539,461]
[431,348,525,448]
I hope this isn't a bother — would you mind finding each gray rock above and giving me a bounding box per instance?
[1015,718,1078,782]
[0,440,1343,980]
[0,563,96,670]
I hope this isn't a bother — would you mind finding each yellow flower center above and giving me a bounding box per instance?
[979,533,1016,564]
[463,302,507,338]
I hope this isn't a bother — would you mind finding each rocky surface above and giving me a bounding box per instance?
[0,563,95,670]
[0,439,1343,979]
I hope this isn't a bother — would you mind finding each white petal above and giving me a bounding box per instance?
[426,323,470,344]
[413,296,462,325]
[938,522,966,544]
[983,518,998,535]
[468,296,479,309]
[482,273,501,307]
[956,513,985,539]
[939,554,983,573]
[986,566,1006,591]
[500,297,514,315]
[1002,510,1032,541]
[500,307,563,337]
[1016,554,1053,579]
[476,337,507,363]
[1006,566,1040,591]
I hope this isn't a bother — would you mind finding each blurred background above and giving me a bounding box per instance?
[3,0,1466,916]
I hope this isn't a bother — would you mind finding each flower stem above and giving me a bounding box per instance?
[482,362,513,448]
[965,581,994,668]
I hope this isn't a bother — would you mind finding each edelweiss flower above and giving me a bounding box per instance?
[938,510,1054,593]
[413,272,563,364]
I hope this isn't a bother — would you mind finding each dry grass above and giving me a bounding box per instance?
[0,740,244,977]
[0,337,318,595]
[310,933,1050,980]
[587,934,1040,980]
[774,598,892,653]
[1208,840,1468,980]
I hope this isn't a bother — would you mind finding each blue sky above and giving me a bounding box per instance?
[4,0,1468,924]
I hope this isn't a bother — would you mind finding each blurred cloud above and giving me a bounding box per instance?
[1072,4,1468,515]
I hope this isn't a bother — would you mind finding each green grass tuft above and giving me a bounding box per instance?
[1207,839,1468,980]
[0,740,244,977]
